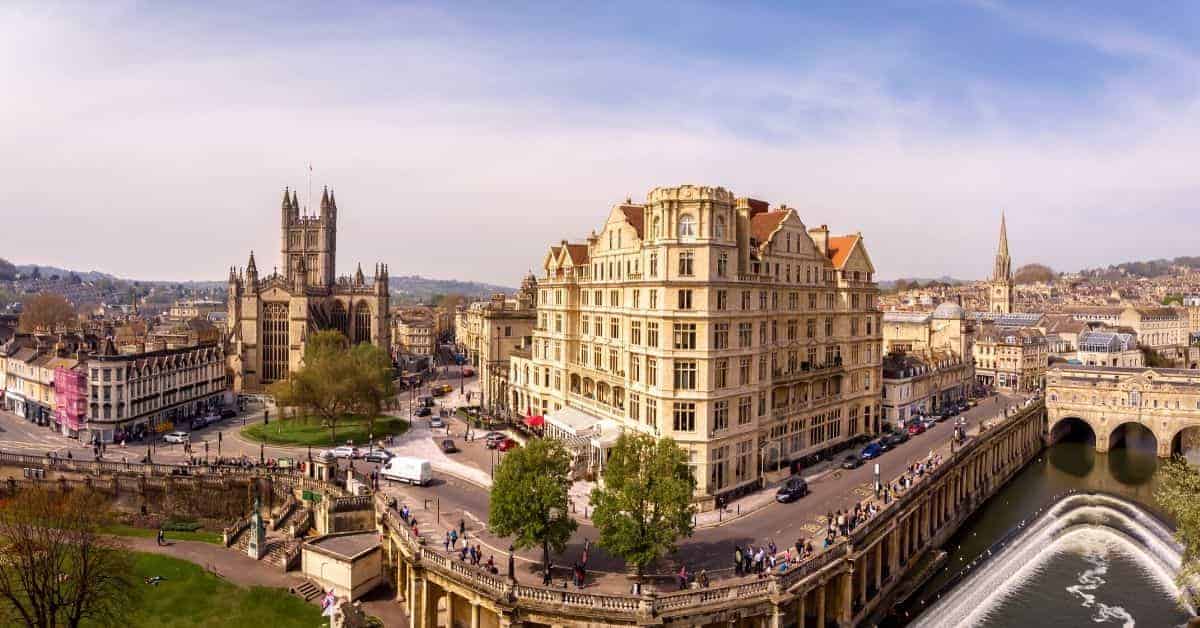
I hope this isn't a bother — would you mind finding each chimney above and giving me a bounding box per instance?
[809,225,830,255]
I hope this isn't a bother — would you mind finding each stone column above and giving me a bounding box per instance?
[797,589,807,628]
[888,529,899,576]
[857,557,867,606]
[415,577,431,628]
[840,571,853,624]
[471,602,481,628]
[769,603,785,628]
[816,584,826,628]
[445,591,455,628]
[874,542,882,592]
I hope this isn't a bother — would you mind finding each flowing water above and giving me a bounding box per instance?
[893,425,1196,627]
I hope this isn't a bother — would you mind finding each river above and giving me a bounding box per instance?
[891,425,1196,627]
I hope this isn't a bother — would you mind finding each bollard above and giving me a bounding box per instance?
[737,504,741,516]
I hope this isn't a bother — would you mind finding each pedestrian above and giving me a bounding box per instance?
[734,546,743,575]
[678,565,688,590]
[444,532,451,551]
[699,569,709,588]
[156,528,165,546]
[459,518,466,536]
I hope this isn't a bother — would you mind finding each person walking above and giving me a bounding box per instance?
[734,546,743,576]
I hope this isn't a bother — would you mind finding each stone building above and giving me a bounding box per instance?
[392,310,435,357]
[973,326,1048,392]
[989,214,1014,315]
[506,185,882,502]
[1076,330,1143,368]
[226,188,391,393]
[85,339,226,443]
[880,301,977,426]
[1117,306,1188,361]
[458,275,538,413]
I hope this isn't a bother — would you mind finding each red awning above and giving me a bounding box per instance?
[524,415,544,427]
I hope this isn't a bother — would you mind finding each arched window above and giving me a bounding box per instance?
[331,301,349,338]
[354,301,372,344]
[652,216,662,239]
[262,303,290,383]
[715,216,726,239]
[678,214,696,238]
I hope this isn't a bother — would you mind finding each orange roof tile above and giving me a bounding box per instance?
[827,235,860,269]
[620,206,645,239]
[565,244,589,265]
[750,210,787,243]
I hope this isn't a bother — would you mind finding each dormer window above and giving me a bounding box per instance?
[678,214,696,238]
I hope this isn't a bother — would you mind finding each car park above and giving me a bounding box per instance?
[163,431,190,444]
[860,442,884,460]
[841,454,864,469]
[441,439,458,454]
[775,476,809,503]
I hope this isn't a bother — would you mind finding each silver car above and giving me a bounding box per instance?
[163,431,190,444]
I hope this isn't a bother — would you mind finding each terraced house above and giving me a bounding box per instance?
[507,185,882,504]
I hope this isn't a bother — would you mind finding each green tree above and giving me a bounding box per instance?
[0,257,16,281]
[488,439,577,582]
[270,331,360,443]
[347,341,396,438]
[589,433,697,579]
[1154,457,1200,608]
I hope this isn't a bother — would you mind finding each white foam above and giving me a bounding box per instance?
[910,494,1194,628]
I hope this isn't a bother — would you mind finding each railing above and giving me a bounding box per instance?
[271,496,299,531]
[330,494,373,513]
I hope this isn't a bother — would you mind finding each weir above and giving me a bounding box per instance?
[376,400,1048,628]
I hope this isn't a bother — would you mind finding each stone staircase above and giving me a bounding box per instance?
[230,527,300,569]
[289,579,324,603]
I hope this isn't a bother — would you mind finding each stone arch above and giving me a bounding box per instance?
[1169,425,1200,466]
[1048,415,1096,446]
[1107,421,1158,454]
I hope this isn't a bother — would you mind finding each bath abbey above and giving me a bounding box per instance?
[225,187,391,392]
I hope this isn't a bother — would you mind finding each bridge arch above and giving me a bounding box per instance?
[1107,421,1158,454]
[1169,425,1200,466]
[1048,415,1097,446]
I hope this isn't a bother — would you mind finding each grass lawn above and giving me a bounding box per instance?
[102,523,223,545]
[89,552,323,628]
[242,413,407,447]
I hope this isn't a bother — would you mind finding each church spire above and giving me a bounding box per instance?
[320,186,330,213]
[247,250,258,275]
[993,212,1012,282]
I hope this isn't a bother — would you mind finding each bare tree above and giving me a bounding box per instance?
[0,487,138,627]
[18,293,77,333]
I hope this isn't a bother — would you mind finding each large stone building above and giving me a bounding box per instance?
[1076,330,1143,368]
[226,188,391,392]
[507,185,882,503]
[989,214,1014,315]
[458,276,538,413]
[880,301,976,426]
[392,309,435,358]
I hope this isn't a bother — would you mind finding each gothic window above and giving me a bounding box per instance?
[354,301,372,344]
[331,301,349,337]
[262,303,289,384]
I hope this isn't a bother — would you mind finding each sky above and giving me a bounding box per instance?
[3,1,1200,285]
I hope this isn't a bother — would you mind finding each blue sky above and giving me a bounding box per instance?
[3,1,1200,284]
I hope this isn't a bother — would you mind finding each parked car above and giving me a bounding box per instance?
[485,432,507,449]
[776,476,809,503]
[363,449,393,463]
[441,439,458,454]
[497,438,519,452]
[381,456,432,486]
[329,445,359,459]
[219,408,237,419]
[860,442,884,460]
[875,438,892,452]
[438,384,454,394]
[429,417,445,429]
[415,406,433,417]
[462,367,475,377]
[431,387,447,398]
[922,417,937,430]
[419,396,435,407]
[907,422,927,436]
[163,431,190,444]
[886,431,909,447]
[841,454,864,469]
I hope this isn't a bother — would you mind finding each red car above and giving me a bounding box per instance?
[907,422,926,436]
[497,438,519,452]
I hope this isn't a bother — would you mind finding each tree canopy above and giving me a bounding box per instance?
[589,433,696,577]
[1154,457,1200,608]
[1013,263,1055,284]
[0,258,16,281]
[18,292,77,332]
[269,330,395,442]
[488,438,577,581]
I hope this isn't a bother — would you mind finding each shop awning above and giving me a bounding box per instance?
[524,415,545,428]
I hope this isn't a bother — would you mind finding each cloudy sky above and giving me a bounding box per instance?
[4,1,1200,285]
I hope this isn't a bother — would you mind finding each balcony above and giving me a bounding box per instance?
[771,360,844,383]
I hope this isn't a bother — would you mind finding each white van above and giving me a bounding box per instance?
[381,456,433,486]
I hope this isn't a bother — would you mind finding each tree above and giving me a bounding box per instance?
[269,330,359,442]
[1154,457,1200,608]
[18,292,77,333]
[488,438,577,582]
[589,433,697,579]
[1014,263,1055,284]
[347,341,396,437]
[0,258,16,281]
[0,487,138,627]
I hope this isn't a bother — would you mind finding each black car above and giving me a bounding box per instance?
[363,449,392,463]
[415,407,432,417]
[441,439,458,453]
[219,408,237,419]
[875,438,893,452]
[841,454,864,469]
[886,431,909,447]
[775,476,809,503]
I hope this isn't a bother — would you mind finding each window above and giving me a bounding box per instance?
[632,289,640,308]
[738,396,752,425]
[630,393,640,421]
[716,290,728,311]
[824,317,833,337]
[674,323,697,349]
[714,400,729,432]
[674,361,697,389]
[715,215,726,239]
[717,253,728,277]
[759,291,768,309]
[787,319,798,341]
[649,290,658,309]
[647,358,658,386]
[678,289,693,310]
[610,318,620,339]
[631,355,641,381]
[646,399,658,427]
[739,357,751,384]
[595,290,603,306]
[673,402,696,431]
[741,291,751,310]
[738,323,752,348]
[649,253,658,278]
[581,315,590,337]
[647,322,659,347]
[631,321,642,345]
[713,323,730,349]
[678,214,696,238]
[555,314,563,332]
[679,250,694,276]
[716,359,728,387]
